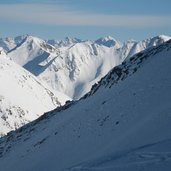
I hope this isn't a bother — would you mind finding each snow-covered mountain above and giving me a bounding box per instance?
[0,39,171,171]
[7,35,122,99]
[120,35,171,59]
[47,37,82,48]
[8,35,59,66]
[6,34,171,100]
[95,36,121,48]
[0,49,69,136]
[0,35,27,52]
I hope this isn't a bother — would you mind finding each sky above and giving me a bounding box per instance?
[0,0,171,41]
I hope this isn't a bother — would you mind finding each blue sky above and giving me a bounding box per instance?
[0,0,171,41]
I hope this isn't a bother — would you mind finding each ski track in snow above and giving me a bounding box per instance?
[67,138,171,171]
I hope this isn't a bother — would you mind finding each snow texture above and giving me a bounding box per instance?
[0,48,70,136]
[0,39,171,171]
[5,35,170,99]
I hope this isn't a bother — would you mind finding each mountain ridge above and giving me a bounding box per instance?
[0,39,171,171]
[0,48,70,136]
[4,34,171,99]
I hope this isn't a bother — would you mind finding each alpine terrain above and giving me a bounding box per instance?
[2,34,170,99]
[0,48,70,136]
[0,38,171,171]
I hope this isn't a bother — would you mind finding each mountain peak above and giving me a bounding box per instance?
[1,39,171,171]
[22,35,44,45]
[95,36,121,48]
[154,34,171,41]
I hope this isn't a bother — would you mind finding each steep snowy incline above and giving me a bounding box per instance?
[7,35,170,99]
[38,41,122,99]
[119,35,171,60]
[7,35,122,99]
[8,35,60,67]
[0,49,69,136]
[0,40,171,171]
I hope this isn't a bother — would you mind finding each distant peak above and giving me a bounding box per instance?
[51,37,82,47]
[95,36,121,48]
[24,35,37,41]
[64,37,82,43]
[5,37,14,42]
[143,35,171,47]
[22,35,45,46]
[96,36,115,41]
[154,35,171,41]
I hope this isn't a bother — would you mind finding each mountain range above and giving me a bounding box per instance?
[1,34,170,100]
[0,34,170,137]
[0,37,170,171]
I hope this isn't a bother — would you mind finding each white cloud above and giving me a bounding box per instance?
[0,3,170,27]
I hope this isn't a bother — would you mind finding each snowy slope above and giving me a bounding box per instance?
[38,41,122,99]
[0,49,69,136]
[0,37,16,52]
[7,35,171,100]
[0,35,27,52]
[8,35,59,67]
[8,36,122,99]
[124,35,171,58]
[0,40,171,171]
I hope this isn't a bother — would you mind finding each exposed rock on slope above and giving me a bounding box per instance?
[0,40,171,171]
[7,35,171,99]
